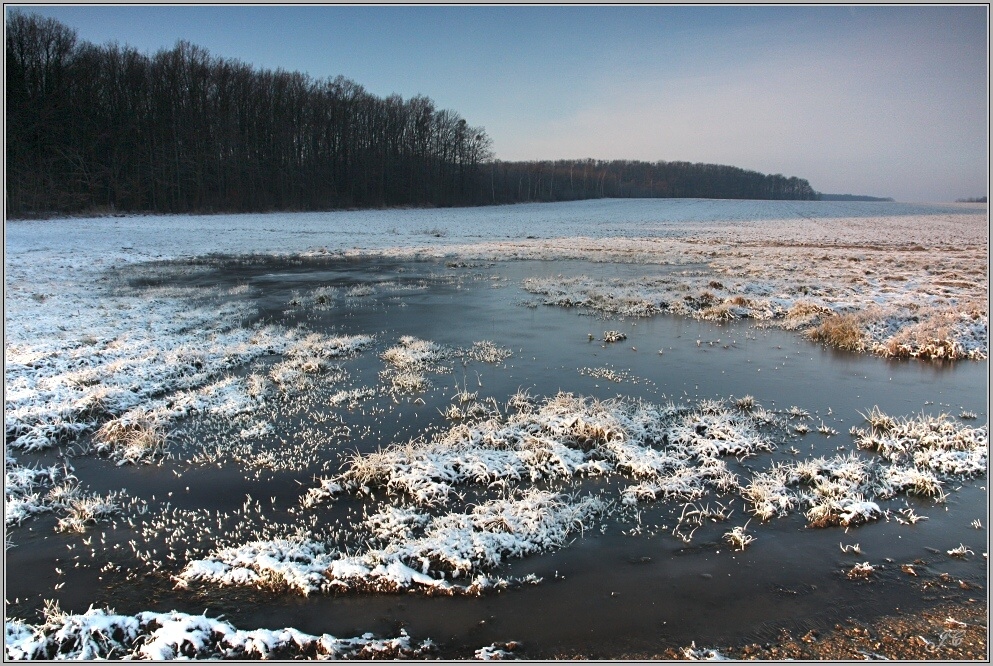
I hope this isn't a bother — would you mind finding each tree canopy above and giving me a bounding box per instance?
[6,11,818,218]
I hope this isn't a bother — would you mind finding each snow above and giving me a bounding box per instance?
[3,605,432,660]
[303,393,775,510]
[179,489,604,595]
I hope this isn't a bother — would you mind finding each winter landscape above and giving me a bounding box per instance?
[4,199,988,659]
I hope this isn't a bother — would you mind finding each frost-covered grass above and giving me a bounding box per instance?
[4,267,375,517]
[523,274,987,361]
[740,413,987,527]
[846,561,875,580]
[475,641,521,660]
[305,393,776,509]
[379,335,452,394]
[462,340,513,364]
[55,491,122,533]
[381,336,449,372]
[3,200,988,654]
[4,459,74,527]
[182,389,985,601]
[852,408,988,476]
[4,275,373,452]
[299,392,983,536]
[92,412,168,465]
[179,489,604,596]
[723,523,754,551]
[5,457,121,538]
[4,603,433,660]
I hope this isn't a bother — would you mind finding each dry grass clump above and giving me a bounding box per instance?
[742,465,797,521]
[506,388,536,414]
[808,313,866,352]
[723,522,754,551]
[878,308,987,360]
[876,466,944,499]
[698,303,737,321]
[55,491,121,532]
[806,495,882,529]
[853,408,987,476]
[92,413,168,465]
[946,543,974,557]
[858,405,896,431]
[70,386,121,421]
[381,336,448,371]
[245,373,272,399]
[464,340,512,364]
[846,561,875,580]
[286,332,374,360]
[389,371,430,394]
[380,336,450,394]
[782,300,834,330]
[733,395,756,411]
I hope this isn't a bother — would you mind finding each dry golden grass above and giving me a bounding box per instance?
[807,314,865,352]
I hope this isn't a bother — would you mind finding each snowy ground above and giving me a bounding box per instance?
[4,199,988,659]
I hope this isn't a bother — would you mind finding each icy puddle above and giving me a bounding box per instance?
[5,254,987,659]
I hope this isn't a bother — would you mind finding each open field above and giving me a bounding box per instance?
[4,199,988,659]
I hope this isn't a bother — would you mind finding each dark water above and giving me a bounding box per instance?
[6,256,988,658]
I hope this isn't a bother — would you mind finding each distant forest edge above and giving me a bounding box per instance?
[817,193,894,202]
[7,12,818,218]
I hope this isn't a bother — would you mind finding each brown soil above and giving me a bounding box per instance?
[670,600,987,660]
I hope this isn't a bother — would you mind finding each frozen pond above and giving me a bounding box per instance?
[4,200,988,659]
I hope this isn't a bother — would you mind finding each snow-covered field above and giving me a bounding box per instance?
[4,199,988,659]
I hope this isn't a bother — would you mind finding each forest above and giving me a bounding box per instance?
[6,12,818,218]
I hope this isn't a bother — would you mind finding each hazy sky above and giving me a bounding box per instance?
[12,5,989,202]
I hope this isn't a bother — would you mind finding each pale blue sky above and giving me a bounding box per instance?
[10,5,989,202]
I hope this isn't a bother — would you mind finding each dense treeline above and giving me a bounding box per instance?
[6,12,493,215]
[6,12,817,217]
[484,159,817,203]
[817,193,894,202]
